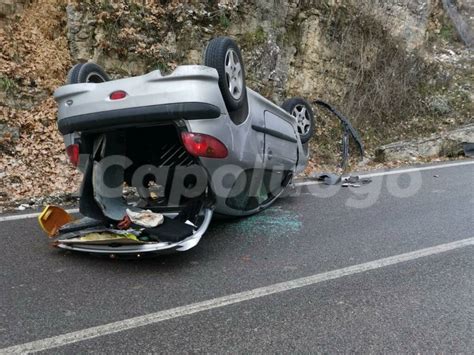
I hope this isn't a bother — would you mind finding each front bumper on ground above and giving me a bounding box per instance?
[56,209,214,255]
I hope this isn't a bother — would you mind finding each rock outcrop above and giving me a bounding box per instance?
[375,124,474,161]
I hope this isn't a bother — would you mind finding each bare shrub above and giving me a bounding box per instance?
[316,1,435,152]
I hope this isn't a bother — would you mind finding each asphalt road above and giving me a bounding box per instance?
[0,161,473,353]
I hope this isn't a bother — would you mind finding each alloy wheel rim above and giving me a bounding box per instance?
[224,49,243,100]
[292,104,311,135]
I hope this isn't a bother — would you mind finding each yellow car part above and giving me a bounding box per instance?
[38,205,74,237]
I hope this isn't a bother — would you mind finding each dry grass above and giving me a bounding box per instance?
[331,3,432,133]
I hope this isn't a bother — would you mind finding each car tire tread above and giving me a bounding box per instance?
[203,37,247,112]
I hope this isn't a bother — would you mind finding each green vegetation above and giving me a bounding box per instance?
[439,24,457,42]
[241,26,267,48]
[0,76,17,95]
[149,59,169,73]
[102,20,120,39]
[219,14,231,29]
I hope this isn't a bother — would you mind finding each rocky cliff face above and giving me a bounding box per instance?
[0,0,472,205]
[63,0,472,138]
[65,0,437,101]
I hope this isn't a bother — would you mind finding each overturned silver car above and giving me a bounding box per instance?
[43,37,315,256]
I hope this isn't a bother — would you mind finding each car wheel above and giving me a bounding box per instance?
[281,98,315,144]
[66,62,110,84]
[203,36,247,112]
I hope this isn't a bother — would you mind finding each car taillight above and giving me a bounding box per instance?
[66,144,79,167]
[110,90,127,100]
[181,132,228,159]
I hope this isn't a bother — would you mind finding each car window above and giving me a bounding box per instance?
[225,169,287,211]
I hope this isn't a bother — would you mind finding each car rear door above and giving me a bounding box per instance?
[262,110,298,169]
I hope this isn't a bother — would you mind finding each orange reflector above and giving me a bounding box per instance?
[38,205,74,237]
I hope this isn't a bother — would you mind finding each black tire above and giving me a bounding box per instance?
[281,97,315,144]
[66,62,110,84]
[203,37,247,112]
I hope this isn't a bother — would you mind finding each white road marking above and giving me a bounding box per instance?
[0,209,79,223]
[294,160,474,187]
[359,160,474,178]
[2,237,473,354]
[294,180,323,187]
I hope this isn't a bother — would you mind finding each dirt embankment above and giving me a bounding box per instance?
[0,0,80,206]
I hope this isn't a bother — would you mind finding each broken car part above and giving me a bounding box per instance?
[313,100,364,170]
[309,172,342,186]
[38,205,74,237]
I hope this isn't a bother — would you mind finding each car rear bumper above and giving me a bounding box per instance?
[57,102,221,134]
[54,65,227,134]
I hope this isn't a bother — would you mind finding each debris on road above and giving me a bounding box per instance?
[305,173,373,188]
[125,209,164,228]
[343,176,372,185]
[16,204,30,211]
[38,205,74,237]
[309,172,341,185]
[342,182,361,188]
[341,175,372,188]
